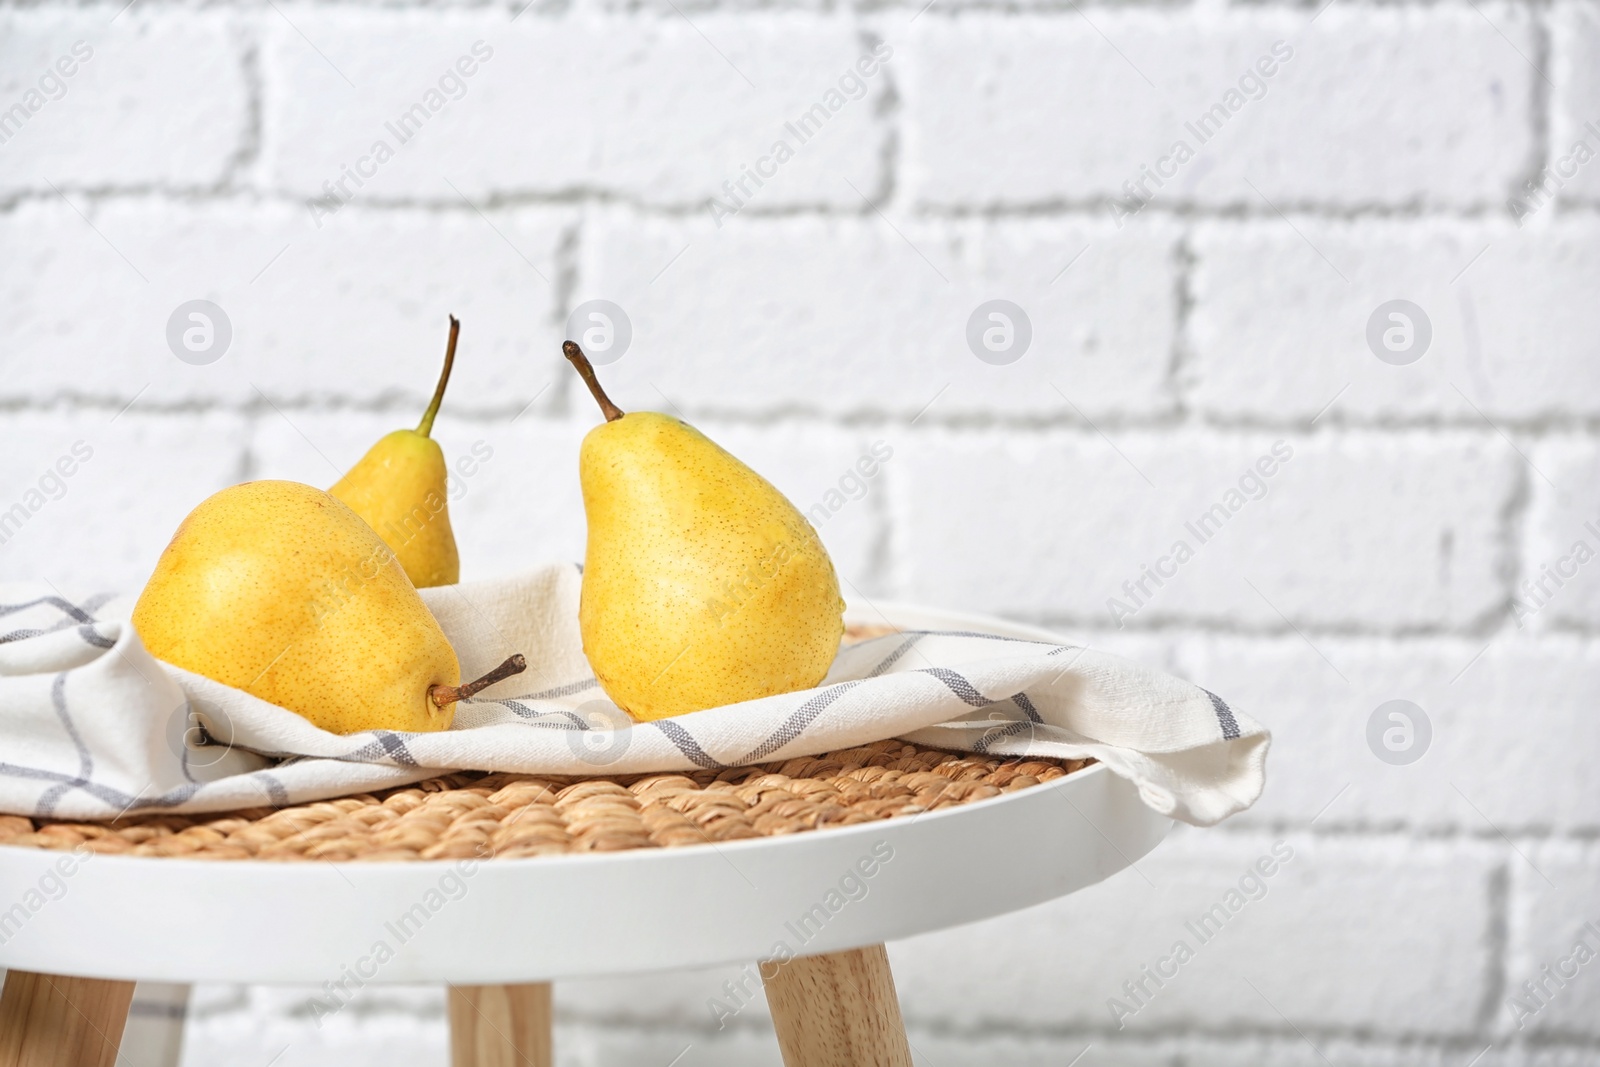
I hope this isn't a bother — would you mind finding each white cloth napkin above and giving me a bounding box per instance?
[0,565,1268,826]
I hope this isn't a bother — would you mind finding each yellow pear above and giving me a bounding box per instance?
[132,480,523,735]
[331,316,462,588]
[564,340,845,721]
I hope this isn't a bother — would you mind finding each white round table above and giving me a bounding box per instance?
[0,604,1172,1067]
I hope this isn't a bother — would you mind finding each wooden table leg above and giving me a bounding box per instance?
[761,944,913,1067]
[447,982,553,1067]
[0,970,135,1067]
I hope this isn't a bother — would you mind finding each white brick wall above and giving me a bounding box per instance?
[889,833,1498,1034]
[3,0,1596,1062]
[1506,842,1600,1039]
[1176,634,1600,833]
[0,201,571,406]
[585,213,1179,418]
[1189,219,1600,423]
[904,8,1535,209]
[1552,2,1600,205]
[264,14,891,206]
[895,429,1515,628]
[0,12,248,193]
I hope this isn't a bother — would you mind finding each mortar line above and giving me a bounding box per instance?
[40,390,1600,440]
[8,184,1593,225]
[1165,230,1197,419]
[1477,859,1511,1031]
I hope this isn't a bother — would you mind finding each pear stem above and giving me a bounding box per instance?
[416,315,460,438]
[430,653,527,708]
[563,340,625,422]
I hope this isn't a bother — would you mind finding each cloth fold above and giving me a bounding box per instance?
[0,566,1268,826]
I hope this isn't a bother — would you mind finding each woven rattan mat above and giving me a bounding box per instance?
[0,741,1090,862]
[0,623,1090,862]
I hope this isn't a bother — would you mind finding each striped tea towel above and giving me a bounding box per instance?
[0,565,1268,825]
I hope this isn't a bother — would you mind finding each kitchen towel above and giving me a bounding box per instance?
[0,565,1268,826]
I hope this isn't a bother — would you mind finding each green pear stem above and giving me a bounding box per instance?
[430,653,526,708]
[563,340,625,422]
[416,315,460,438]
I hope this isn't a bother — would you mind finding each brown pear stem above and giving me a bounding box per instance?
[417,315,460,438]
[563,340,625,422]
[430,653,527,708]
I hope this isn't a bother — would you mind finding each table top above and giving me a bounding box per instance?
[0,602,1172,985]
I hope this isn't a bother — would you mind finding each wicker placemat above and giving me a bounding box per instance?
[0,741,1090,863]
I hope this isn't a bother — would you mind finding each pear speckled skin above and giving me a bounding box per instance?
[131,480,461,735]
[578,412,845,721]
[331,430,460,588]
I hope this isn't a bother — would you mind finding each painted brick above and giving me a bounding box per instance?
[179,991,445,1067]
[262,12,887,207]
[1189,219,1600,423]
[0,200,568,407]
[893,430,1514,630]
[0,11,246,193]
[0,411,248,594]
[584,212,1177,418]
[1504,842,1600,1040]
[1491,1053,1600,1067]
[1525,438,1600,630]
[557,965,771,1030]
[904,9,1533,209]
[1177,1037,1528,1067]
[905,1033,1171,1067]
[890,832,1495,1036]
[554,1023,781,1067]
[1550,2,1600,206]
[1173,634,1600,835]
[585,0,825,12]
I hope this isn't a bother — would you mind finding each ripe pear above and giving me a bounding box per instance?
[132,480,524,735]
[564,341,845,721]
[331,316,462,588]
